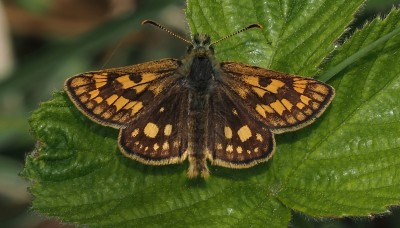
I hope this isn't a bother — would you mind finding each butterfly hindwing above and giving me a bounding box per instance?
[118,84,189,165]
[64,59,181,128]
[221,62,335,133]
[207,85,275,168]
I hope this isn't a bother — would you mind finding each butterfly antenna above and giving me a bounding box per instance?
[211,23,263,45]
[142,20,192,45]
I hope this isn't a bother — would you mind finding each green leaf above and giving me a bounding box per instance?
[23,92,290,227]
[277,9,400,217]
[186,0,364,75]
[22,0,400,227]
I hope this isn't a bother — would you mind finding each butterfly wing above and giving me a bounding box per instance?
[207,86,275,168]
[118,84,189,165]
[220,62,335,134]
[64,59,181,128]
[65,59,189,165]
[207,62,335,168]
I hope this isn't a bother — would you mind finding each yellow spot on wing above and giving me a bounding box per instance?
[116,75,134,89]
[149,84,164,95]
[294,83,306,89]
[270,100,286,115]
[296,112,306,121]
[80,95,89,103]
[281,99,293,111]
[93,74,107,78]
[294,86,305,93]
[94,76,106,81]
[135,84,148,94]
[114,96,129,112]
[103,111,114,119]
[294,79,308,85]
[252,87,267,98]
[232,109,238,116]
[300,95,311,105]
[124,101,136,109]
[88,90,99,99]
[296,102,305,109]
[312,102,320,110]
[95,80,107,88]
[106,95,119,105]
[217,144,223,150]
[75,86,88,96]
[224,126,233,139]
[265,79,285,93]
[304,108,313,115]
[173,141,179,148]
[236,87,248,98]
[256,105,266,118]
[242,75,259,86]
[86,102,94,109]
[287,116,297,124]
[256,104,275,118]
[153,143,159,150]
[227,145,233,153]
[93,104,105,115]
[144,122,159,138]
[131,102,143,115]
[115,73,157,90]
[131,128,139,137]
[237,146,243,154]
[237,125,252,142]
[311,84,329,94]
[310,92,324,102]
[71,77,90,87]
[141,73,157,82]
[264,105,274,113]
[162,142,169,150]
[164,124,172,136]
[256,133,263,142]
[94,97,103,103]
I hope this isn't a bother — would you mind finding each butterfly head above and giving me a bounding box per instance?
[187,34,215,56]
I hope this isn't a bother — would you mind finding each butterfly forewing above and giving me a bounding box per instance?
[119,84,189,165]
[65,59,181,128]
[207,85,275,168]
[221,62,335,133]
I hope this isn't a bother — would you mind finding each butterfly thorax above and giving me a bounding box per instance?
[184,34,219,93]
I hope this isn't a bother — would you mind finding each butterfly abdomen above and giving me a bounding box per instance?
[186,55,215,178]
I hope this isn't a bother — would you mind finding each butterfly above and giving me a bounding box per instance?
[64,20,335,178]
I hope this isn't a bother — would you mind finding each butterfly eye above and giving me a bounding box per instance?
[203,35,211,45]
[193,34,200,44]
[187,45,194,53]
[209,45,215,54]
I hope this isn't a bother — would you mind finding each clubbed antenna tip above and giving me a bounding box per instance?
[211,23,263,45]
[141,20,192,45]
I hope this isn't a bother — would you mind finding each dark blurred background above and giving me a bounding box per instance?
[0,0,399,227]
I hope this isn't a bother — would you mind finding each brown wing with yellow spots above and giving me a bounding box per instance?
[118,84,189,165]
[220,62,335,134]
[64,59,182,129]
[207,86,275,168]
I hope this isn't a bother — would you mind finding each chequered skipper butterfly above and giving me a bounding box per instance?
[65,20,335,178]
